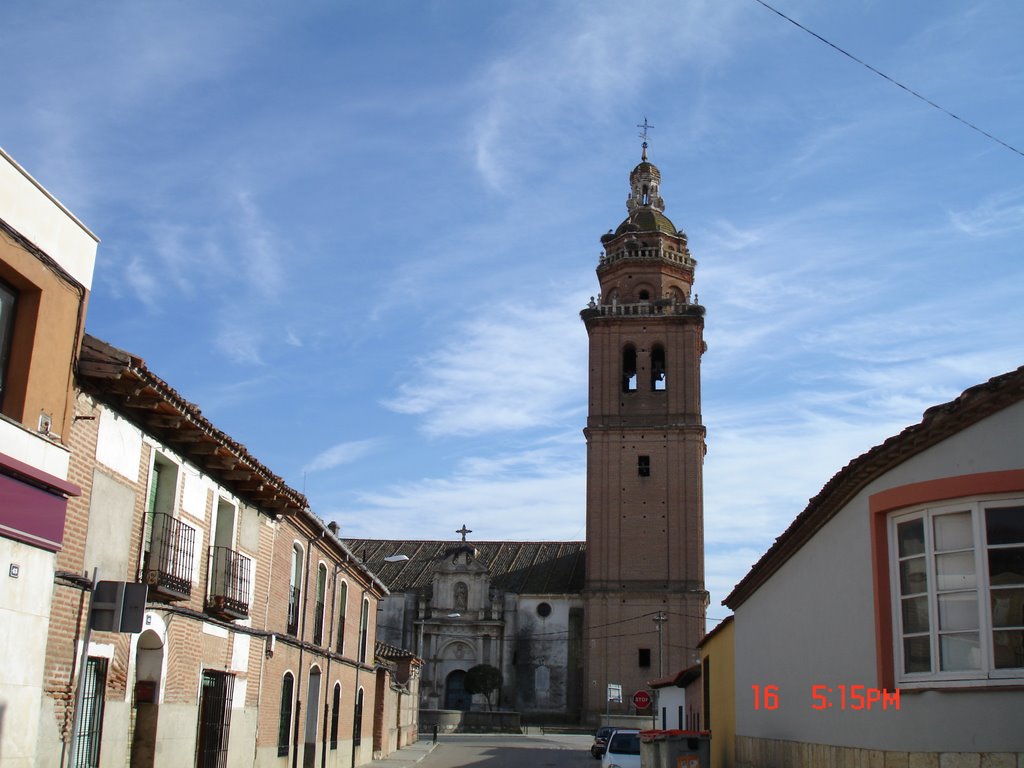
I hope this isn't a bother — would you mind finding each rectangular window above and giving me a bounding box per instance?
[278,673,294,757]
[638,648,651,668]
[314,563,327,645]
[353,689,364,746]
[638,456,650,477]
[358,598,369,664]
[330,684,340,749]
[0,280,16,406]
[143,456,195,600]
[336,580,347,654]
[891,500,1024,685]
[73,657,107,768]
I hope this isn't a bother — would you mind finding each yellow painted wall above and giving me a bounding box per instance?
[700,616,735,768]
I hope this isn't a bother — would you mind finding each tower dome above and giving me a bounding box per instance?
[613,142,678,236]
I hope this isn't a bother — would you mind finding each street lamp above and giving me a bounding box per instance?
[653,612,667,677]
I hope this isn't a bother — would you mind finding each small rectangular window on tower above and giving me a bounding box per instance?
[638,455,650,477]
[638,648,651,668]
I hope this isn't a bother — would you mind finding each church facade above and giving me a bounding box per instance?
[347,536,586,723]
[351,142,707,725]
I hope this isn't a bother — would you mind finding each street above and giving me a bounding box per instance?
[413,732,596,768]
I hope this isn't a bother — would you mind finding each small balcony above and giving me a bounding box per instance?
[144,512,195,601]
[205,546,251,620]
[286,586,301,636]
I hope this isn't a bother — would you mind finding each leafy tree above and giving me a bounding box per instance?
[463,664,503,710]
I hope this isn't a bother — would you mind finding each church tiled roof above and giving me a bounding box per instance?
[344,539,586,597]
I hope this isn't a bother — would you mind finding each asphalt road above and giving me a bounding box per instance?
[414,733,597,768]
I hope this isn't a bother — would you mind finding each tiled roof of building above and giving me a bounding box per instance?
[78,334,309,516]
[724,363,1024,610]
[344,538,587,597]
[77,334,390,596]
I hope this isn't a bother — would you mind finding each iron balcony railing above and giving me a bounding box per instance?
[144,512,195,600]
[286,586,301,636]
[206,546,251,620]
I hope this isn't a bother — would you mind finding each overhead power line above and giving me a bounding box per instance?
[751,0,1024,158]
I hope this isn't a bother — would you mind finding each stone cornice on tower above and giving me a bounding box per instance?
[586,147,701,320]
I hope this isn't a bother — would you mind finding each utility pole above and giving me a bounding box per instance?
[653,611,668,729]
[653,612,668,678]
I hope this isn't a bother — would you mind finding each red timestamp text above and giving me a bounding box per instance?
[751,684,900,711]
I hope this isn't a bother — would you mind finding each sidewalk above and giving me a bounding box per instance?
[369,738,438,768]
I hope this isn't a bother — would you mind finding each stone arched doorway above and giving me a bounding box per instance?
[131,628,164,768]
[444,670,471,711]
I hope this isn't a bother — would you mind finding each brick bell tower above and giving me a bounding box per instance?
[581,139,707,723]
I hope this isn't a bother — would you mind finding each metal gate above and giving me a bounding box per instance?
[73,657,108,768]
[196,670,234,768]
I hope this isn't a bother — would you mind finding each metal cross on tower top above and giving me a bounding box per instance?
[637,117,654,144]
[456,524,472,542]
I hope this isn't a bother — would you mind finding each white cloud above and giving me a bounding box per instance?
[331,436,586,541]
[948,190,1024,237]
[383,297,588,437]
[123,254,162,312]
[304,439,383,475]
[467,1,742,191]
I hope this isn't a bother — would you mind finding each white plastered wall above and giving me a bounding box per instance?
[734,400,1024,752]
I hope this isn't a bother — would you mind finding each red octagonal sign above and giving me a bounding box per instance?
[632,690,651,709]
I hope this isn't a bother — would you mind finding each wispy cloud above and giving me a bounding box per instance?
[383,297,588,437]
[948,190,1024,237]
[466,1,742,192]
[304,439,384,475]
[331,435,586,541]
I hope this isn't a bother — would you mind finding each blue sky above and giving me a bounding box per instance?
[3,0,1022,621]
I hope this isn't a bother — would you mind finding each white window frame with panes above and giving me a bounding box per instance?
[890,496,1024,687]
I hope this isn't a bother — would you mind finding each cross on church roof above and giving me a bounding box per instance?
[637,117,654,143]
[456,524,472,542]
[637,117,654,160]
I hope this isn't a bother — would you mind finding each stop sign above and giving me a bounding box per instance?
[632,690,651,709]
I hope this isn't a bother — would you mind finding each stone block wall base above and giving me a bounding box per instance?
[735,736,1024,768]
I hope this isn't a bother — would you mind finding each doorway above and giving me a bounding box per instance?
[302,666,321,768]
[131,630,164,768]
[444,670,471,711]
[196,670,233,768]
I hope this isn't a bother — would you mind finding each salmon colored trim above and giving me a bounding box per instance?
[869,470,1024,690]
[870,509,895,690]
[869,470,1024,515]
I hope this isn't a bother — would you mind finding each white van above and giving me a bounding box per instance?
[600,729,640,768]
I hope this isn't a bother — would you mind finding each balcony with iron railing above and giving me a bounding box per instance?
[143,512,195,601]
[286,586,301,636]
[205,546,251,620]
